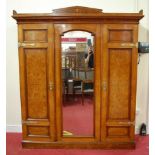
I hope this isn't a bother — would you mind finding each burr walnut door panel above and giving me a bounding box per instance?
[18,24,55,142]
[101,24,138,143]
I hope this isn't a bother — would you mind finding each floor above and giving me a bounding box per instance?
[6,133,149,155]
[63,96,93,136]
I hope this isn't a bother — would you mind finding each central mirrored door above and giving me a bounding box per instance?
[55,24,101,141]
[61,31,94,137]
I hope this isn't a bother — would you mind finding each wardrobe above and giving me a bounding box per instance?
[12,6,144,149]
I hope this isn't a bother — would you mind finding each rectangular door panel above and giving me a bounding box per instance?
[108,30,133,42]
[23,30,48,42]
[108,48,132,120]
[25,48,48,119]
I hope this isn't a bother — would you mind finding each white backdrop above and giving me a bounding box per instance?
[6,0,149,134]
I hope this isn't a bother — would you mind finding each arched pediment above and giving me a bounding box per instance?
[52,6,103,15]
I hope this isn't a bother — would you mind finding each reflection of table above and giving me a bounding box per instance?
[62,68,94,105]
[63,79,82,95]
[62,68,94,81]
[66,79,74,94]
[62,68,94,93]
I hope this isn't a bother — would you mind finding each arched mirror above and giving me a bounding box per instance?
[61,31,95,137]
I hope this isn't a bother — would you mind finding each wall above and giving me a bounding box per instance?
[6,0,149,133]
[136,0,149,134]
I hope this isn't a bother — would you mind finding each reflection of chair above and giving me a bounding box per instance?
[62,53,94,105]
[82,68,94,105]
[62,55,75,103]
[63,55,76,79]
[62,79,69,103]
[73,79,82,97]
[72,65,83,99]
[62,55,82,102]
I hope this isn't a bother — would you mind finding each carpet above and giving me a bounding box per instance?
[63,96,93,136]
[6,133,149,155]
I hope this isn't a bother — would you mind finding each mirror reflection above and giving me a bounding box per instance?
[61,31,94,137]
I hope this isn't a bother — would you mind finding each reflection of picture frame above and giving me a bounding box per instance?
[76,43,87,51]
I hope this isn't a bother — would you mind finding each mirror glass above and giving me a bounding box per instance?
[61,31,95,137]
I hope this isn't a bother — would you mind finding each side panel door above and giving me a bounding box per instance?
[18,24,55,142]
[101,24,138,143]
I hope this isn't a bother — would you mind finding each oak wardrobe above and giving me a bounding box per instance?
[12,6,143,149]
